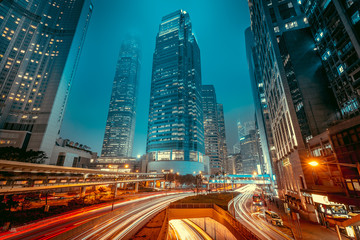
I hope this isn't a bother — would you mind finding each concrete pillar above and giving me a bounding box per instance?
[135,182,139,193]
[113,183,117,198]
[80,186,86,197]
[335,225,342,240]
[153,180,156,188]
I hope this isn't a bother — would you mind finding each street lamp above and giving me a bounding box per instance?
[308,160,360,175]
[308,161,319,167]
[161,169,173,190]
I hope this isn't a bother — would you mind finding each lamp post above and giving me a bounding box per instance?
[308,160,360,175]
[162,169,173,191]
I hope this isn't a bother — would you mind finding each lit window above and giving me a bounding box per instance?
[352,11,360,25]
[337,64,345,75]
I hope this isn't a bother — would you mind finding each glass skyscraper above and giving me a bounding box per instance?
[146,10,205,175]
[202,85,220,174]
[217,104,228,173]
[101,38,140,157]
[0,0,93,161]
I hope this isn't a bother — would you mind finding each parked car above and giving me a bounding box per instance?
[265,210,283,226]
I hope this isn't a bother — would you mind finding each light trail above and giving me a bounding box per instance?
[169,219,205,240]
[69,193,192,240]
[0,192,187,240]
[231,185,293,240]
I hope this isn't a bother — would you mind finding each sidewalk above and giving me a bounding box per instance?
[266,199,352,240]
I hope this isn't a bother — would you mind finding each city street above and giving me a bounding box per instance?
[230,185,292,240]
[0,192,191,240]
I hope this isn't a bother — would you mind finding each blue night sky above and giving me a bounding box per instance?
[60,0,255,156]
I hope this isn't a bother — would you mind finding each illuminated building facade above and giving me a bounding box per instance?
[202,85,220,174]
[146,10,205,175]
[217,104,229,173]
[300,0,360,118]
[248,0,339,218]
[0,0,93,161]
[101,38,140,157]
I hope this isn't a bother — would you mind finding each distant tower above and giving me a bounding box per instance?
[202,85,220,174]
[101,38,140,157]
[0,0,93,161]
[237,121,246,141]
[146,10,205,175]
[217,104,228,173]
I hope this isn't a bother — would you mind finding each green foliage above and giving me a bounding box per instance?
[176,174,196,185]
[0,146,47,164]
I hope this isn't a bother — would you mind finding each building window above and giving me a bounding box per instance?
[352,11,360,25]
[337,64,345,75]
[322,49,331,61]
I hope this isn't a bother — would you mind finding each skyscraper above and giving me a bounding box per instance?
[202,85,220,174]
[300,0,360,118]
[248,0,339,219]
[146,10,205,175]
[0,0,93,162]
[101,38,140,157]
[237,121,246,141]
[217,104,229,173]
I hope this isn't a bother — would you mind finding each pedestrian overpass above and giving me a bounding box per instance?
[209,174,271,185]
[0,160,164,195]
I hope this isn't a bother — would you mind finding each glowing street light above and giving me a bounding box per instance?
[308,161,319,167]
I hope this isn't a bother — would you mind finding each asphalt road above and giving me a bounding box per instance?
[0,192,191,240]
[230,185,293,240]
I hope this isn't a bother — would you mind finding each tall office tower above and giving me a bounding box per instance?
[101,39,140,157]
[240,129,261,174]
[243,121,255,134]
[146,10,205,175]
[245,27,275,181]
[236,121,246,141]
[301,0,360,118]
[0,0,93,162]
[217,104,229,173]
[248,0,338,217]
[202,85,220,174]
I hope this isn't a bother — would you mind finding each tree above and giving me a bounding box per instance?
[0,147,47,164]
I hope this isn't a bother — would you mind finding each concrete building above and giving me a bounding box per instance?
[301,0,360,118]
[146,10,205,175]
[248,0,339,217]
[89,156,137,173]
[50,138,95,168]
[245,26,276,181]
[101,38,140,157]
[306,116,360,237]
[0,0,93,161]
[0,129,30,149]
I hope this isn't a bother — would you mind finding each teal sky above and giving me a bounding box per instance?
[61,0,255,156]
